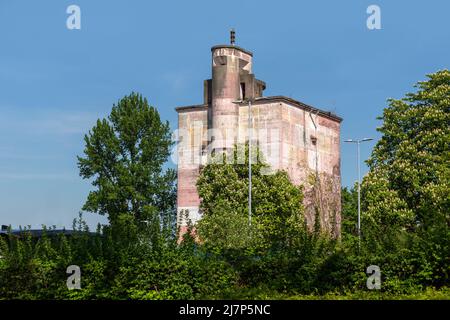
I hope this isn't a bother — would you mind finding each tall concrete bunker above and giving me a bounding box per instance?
[176,31,342,237]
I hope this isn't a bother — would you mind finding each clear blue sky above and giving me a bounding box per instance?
[0,0,448,229]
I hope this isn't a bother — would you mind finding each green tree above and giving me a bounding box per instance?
[341,186,357,238]
[77,92,176,233]
[361,70,450,289]
[366,69,450,227]
[196,143,304,251]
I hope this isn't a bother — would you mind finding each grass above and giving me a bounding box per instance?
[209,286,450,300]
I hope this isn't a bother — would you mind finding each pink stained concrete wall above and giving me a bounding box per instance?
[176,100,341,236]
[237,101,341,236]
[176,108,208,227]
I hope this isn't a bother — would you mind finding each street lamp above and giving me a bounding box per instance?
[248,99,252,227]
[344,138,373,243]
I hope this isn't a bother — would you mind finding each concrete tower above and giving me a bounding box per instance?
[176,32,342,237]
[210,35,263,153]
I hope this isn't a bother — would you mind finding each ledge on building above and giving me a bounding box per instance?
[175,104,208,113]
[175,96,342,123]
[235,96,342,123]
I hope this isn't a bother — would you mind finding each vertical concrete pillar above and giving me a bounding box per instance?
[210,45,253,152]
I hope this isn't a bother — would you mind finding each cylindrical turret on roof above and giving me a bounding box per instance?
[210,44,253,153]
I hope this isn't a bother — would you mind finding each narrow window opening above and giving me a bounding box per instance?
[240,82,246,100]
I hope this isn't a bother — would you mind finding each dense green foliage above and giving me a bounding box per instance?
[1,71,449,300]
[196,144,304,251]
[358,69,450,291]
[77,92,176,228]
[0,216,237,300]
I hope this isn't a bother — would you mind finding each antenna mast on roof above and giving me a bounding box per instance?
[230,28,235,45]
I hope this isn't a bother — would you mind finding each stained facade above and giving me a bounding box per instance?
[175,39,342,237]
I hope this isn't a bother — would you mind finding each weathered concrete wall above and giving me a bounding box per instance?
[176,43,341,237]
[237,100,341,236]
[176,107,208,228]
[176,101,341,236]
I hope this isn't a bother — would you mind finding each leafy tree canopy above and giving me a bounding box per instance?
[365,70,450,228]
[196,143,304,251]
[360,70,450,287]
[77,92,176,230]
